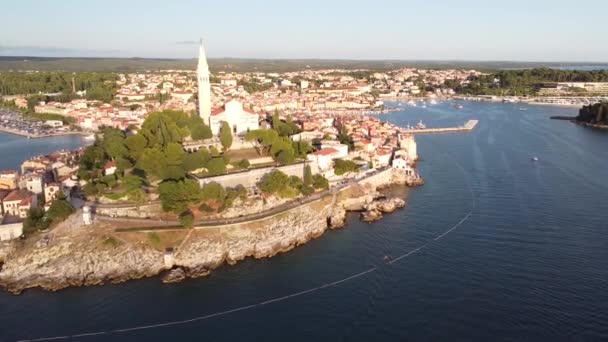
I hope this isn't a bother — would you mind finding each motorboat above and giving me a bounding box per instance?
[531,157,539,162]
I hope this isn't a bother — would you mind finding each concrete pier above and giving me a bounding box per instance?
[400,120,478,134]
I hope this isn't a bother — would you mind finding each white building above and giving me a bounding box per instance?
[210,100,260,136]
[320,141,349,159]
[197,39,212,126]
[0,221,23,241]
[307,148,341,172]
[44,120,63,128]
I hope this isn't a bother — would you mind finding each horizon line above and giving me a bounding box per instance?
[1,55,608,65]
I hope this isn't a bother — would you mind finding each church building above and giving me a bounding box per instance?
[197,40,259,137]
[210,100,259,136]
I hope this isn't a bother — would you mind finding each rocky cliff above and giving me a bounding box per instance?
[0,169,419,294]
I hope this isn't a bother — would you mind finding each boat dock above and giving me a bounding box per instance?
[400,120,478,134]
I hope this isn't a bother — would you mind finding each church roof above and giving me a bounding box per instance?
[211,102,257,116]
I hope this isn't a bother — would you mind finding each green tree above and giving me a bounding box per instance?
[245,129,279,156]
[304,164,313,186]
[200,182,226,211]
[125,134,147,160]
[138,148,167,180]
[312,174,329,190]
[179,210,194,228]
[292,140,313,159]
[184,149,211,172]
[140,111,184,148]
[333,159,359,175]
[258,170,290,194]
[189,115,213,140]
[219,121,233,150]
[272,109,281,130]
[205,158,227,176]
[158,179,201,213]
[162,143,186,180]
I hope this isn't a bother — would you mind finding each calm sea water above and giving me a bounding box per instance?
[0,133,86,170]
[1,102,608,342]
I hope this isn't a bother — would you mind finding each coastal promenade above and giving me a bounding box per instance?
[95,167,395,230]
[401,119,478,134]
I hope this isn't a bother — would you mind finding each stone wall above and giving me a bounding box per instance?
[193,161,319,189]
[94,202,162,219]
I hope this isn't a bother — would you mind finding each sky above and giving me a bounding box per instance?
[1,0,606,62]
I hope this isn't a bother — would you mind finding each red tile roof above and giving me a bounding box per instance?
[312,148,338,156]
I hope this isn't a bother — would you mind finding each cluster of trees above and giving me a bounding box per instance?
[78,110,218,196]
[333,159,359,175]
[245,128,312,165]
[257,166,328,199]
[158,179,248,227]
[0,72,118,103]
[238,78,274,94]
[456,68,608,96]
[23,193,74,234]
[244,111,310,165]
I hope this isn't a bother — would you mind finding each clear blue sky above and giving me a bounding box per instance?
[1,0,606,61]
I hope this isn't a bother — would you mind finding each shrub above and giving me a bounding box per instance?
[179,211,194,228]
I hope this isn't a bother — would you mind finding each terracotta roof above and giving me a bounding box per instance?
[104,161,116,169]
[312,148,339,156]
[3,189,32,202]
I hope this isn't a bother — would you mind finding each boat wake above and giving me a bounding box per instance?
[18,158,477,342]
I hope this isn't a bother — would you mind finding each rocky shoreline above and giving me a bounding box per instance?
[0,168,420,295]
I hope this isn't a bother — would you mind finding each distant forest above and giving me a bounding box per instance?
[0,56,606,73]
[456,69,608,96]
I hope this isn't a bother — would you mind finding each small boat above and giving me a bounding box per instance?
[519,107,528,111]
[454,104,463,109]
[531,157,539,162]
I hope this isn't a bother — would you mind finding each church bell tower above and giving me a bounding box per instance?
[197,39,211,126]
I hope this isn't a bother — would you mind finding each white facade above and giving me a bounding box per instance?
[307,148,341,172]
[210,100,259,136]
[0,222,23,241]
[197,39,212,126]
[399,134,418,162]
[320,142,349,159]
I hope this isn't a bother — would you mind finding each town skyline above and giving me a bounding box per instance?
[2,0,607,62]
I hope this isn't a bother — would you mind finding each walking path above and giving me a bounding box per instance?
[97,167,390,230]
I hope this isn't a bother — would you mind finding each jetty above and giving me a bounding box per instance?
[400,120,478,134]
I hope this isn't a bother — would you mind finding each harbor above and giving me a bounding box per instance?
[400,119,478,134]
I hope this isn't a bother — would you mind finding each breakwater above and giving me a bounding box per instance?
[401,119,478,134]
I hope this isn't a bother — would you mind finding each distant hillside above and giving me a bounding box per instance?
[1,56,607,73]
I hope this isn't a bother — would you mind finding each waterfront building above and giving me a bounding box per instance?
[210,100,260,136]
[197,39,212,126]
[2,189,37,219]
